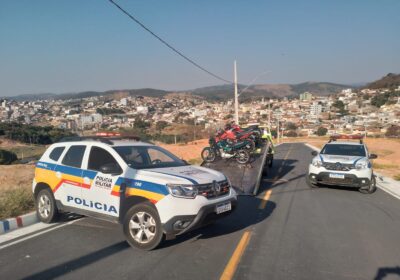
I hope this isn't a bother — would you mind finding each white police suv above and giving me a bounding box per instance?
[307,135,378,194]
[33,136,237,250]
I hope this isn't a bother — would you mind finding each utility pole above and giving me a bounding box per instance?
[277,117,280,144]
[234,60,239,125]
[268,99,271,129]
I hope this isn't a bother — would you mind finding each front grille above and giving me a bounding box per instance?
[197,180,230,199]
[323,162,354,171]
[323,177,354,185]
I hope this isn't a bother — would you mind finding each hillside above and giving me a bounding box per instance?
[191,82,350,100]
[5,82,351,102]
[7,88,171,101]
[366,73,400,89]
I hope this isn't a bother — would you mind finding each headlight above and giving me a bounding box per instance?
[312,159,323,167]
[355,162,368,170]
[226,177,232,187]
[167,184,198,199]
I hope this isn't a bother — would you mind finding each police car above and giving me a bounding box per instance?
[33,135,237,250]
[307,135,378,194]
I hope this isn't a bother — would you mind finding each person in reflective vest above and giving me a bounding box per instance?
[262,127,275,154]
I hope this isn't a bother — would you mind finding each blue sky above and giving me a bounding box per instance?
[1,0,399,96]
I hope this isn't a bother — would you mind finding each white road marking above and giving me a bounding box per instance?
[0,219,79,250]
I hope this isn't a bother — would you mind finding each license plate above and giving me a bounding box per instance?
[216,202,232,214]
[329,173,345,179]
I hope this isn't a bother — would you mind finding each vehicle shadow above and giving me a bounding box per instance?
[258,158,298,193]
[22,242,130,280]
[374,266,400,280]
[159,195,276,248]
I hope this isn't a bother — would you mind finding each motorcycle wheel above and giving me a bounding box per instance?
[236,149,250,164]
[247,139,256,152]
[201,147,216,163]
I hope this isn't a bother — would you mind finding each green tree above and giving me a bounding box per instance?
[332,100,345,110]
[155,121,169,131]
[316,127,328,136]
[224,114,233,120]
[285,122,297,130]
[286,130,298,137]
[0,149,18,165]
[385,125,400,137]
[134,117,150,130]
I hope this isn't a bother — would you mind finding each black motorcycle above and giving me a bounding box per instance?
[201,137,251,164]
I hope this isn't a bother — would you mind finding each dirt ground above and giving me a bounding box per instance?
[0,164,35,192]
[159,139,208,162]
[283,137,400,179]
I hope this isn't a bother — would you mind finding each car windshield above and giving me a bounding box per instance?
[113,145,187,169]
[321,144,366,157]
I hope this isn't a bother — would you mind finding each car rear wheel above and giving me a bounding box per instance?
[123,202,163,250]
[36,189,59,223]
[359,176,377,194]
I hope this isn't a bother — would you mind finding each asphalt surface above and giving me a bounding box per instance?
[1,143,400,280]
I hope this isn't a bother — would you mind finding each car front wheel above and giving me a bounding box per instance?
[123,203,163,250]
[306,176,319,188]
[359,176,377,194]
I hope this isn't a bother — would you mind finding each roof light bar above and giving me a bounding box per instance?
[329,134,364,144]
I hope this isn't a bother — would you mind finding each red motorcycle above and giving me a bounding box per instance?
[215,127,256,152]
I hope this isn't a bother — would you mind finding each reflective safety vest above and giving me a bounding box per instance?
[262,130,275,154]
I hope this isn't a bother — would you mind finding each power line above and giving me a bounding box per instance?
[107,0,233,84]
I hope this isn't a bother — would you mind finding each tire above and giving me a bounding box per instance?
[359,176,377,194]
[236,149,250,164]
[123,202,163,251]
[246,139,256,152]
[306,176,319,188]
[35,189,59,223]
[201,147,216,163]
[267,155,273,168]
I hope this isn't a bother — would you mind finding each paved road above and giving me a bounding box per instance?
[1,143,400,280]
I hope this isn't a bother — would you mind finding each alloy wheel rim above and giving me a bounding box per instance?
[38,194,51,218]
[129,211,157,244]
[238,151,248,163]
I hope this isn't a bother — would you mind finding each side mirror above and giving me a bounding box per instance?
[100,163,122,175]
[311,151,318,156]
[369,154,378,159]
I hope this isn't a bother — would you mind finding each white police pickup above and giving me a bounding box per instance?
[33,136,237,250]
[307,136,378,194]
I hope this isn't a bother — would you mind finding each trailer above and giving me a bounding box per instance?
[201,141,273,195]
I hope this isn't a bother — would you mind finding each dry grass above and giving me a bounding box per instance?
[0,164,36,219]
[0,188,35,220]
[159,139,208,161]
[283,137,400,179]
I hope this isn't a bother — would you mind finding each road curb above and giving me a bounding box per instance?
[0,212,38,235]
